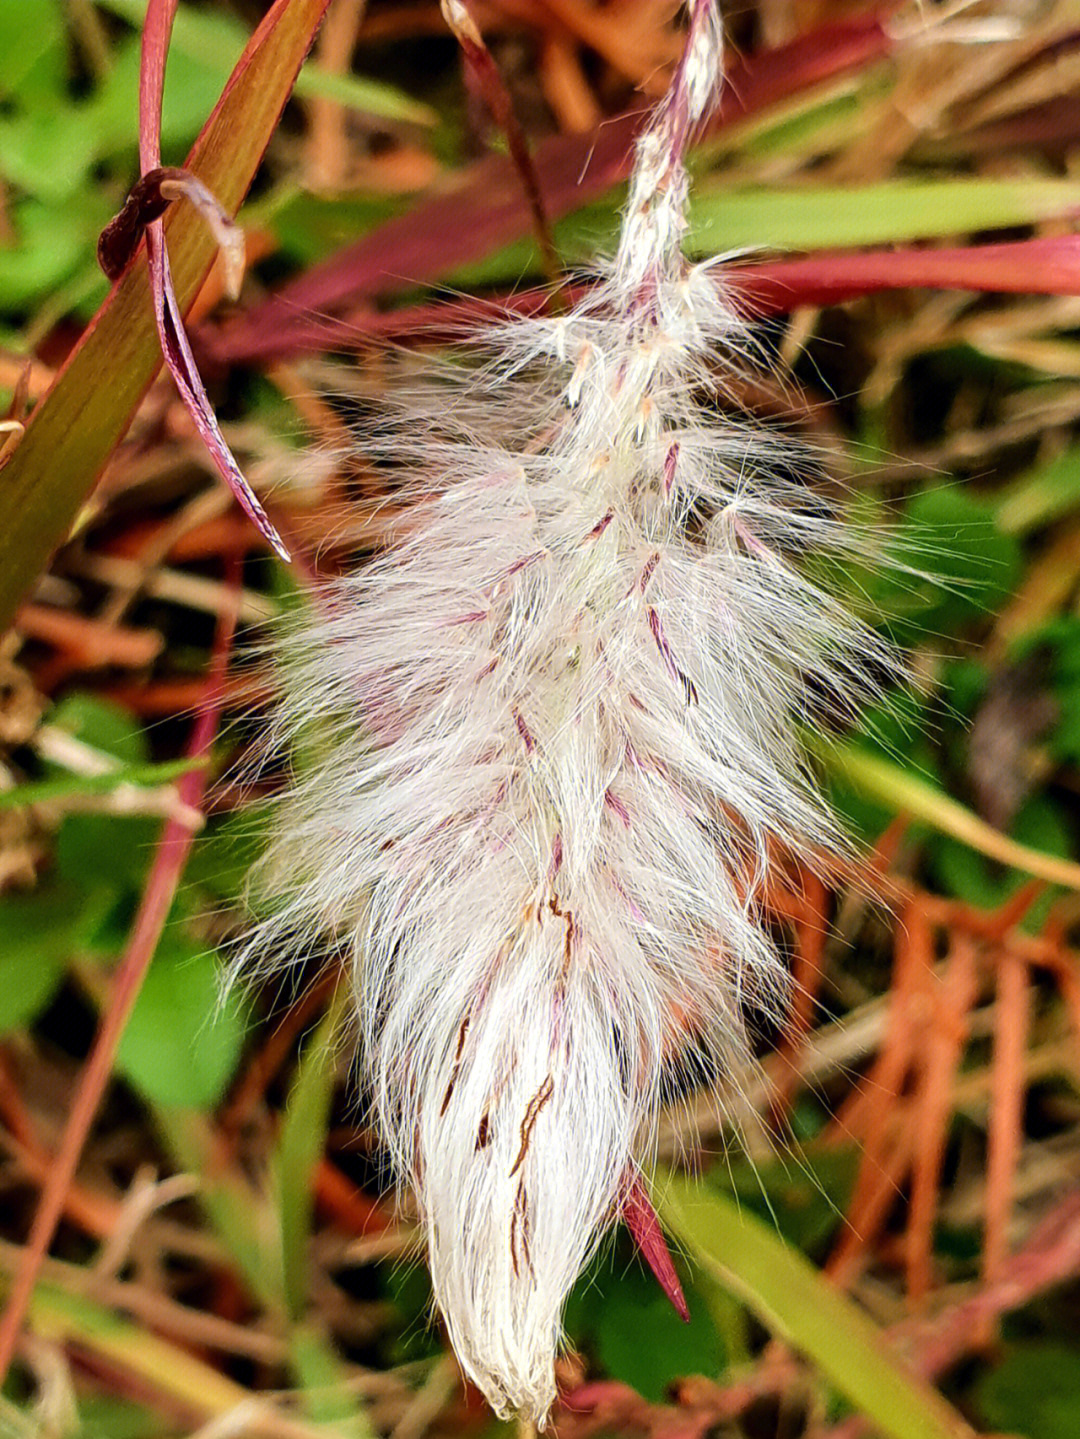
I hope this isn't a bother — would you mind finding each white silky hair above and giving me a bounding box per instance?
[243,0,899,1423]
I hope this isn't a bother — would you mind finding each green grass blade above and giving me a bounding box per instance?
[290,1322,378,1438]
[277,989,346,1321]
[26,1282,260,1419]
[291,66,435,126]
[274,993,376,1435]
[657,1173,976,1439]
[688,177,1080,254]
[994,444,1080,536]
[454,177,1080,290]
[157,1106,286,1315]
[11,1276,339,1438]
[821,742,1080,891]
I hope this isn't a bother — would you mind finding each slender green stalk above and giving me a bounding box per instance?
[0,756,206,810]
[822,742,1080,891]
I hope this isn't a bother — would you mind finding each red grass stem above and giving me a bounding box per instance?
[0,575,239,1386]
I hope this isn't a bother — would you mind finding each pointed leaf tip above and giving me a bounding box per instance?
[623,1173,690,1322]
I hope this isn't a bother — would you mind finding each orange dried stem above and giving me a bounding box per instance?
[904,937,978,1304]
[983,951,1030,1298]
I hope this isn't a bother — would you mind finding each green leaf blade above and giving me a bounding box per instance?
[657,1172,976,1439]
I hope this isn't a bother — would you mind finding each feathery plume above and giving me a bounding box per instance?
[246,0,896,1422]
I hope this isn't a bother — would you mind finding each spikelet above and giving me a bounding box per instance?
[246,0,895,1422]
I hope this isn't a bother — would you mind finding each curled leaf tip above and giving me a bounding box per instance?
[157,172,247,302]
[99,167,246,301]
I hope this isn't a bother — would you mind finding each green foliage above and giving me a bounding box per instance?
[0,694,175,1035]
[185,808,267,902]
[0,0,66,103]
[43,696,161,892]
[0,0,429,313]
[383,1264,443,1363]
[115,930,246,1108]
[876,485,1023,646]
[567,1254,724,1401]
[561,1150,855,1406]
[0,884,107,1032]
[49,693,149,768]
[823,480,1080,896]
[709,1149,859,1258]
[0,757,204,812]
[1016,617,1080,765]
[974,1344,1080,1439]
[823,740,1080,891]
[0,0,110,315]
[451,178,1080,291]
[690,177,1080,255]
[76,1396,167,1439]
[902,486,1023,617]
[0,2,422,336]
[0,197,110,312]
[0,0,428,326]
[55,810,163,893]
[97,0,435,124]
[289,1324,377,1437]
[823,666,932,835]
[262,190,403,268]
[0,689,250,1104]
[25,1280,261,1421]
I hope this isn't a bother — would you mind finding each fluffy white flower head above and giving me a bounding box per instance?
[248,0,894,1423]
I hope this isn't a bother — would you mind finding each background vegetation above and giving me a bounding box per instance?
[3,1,1080,1436]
